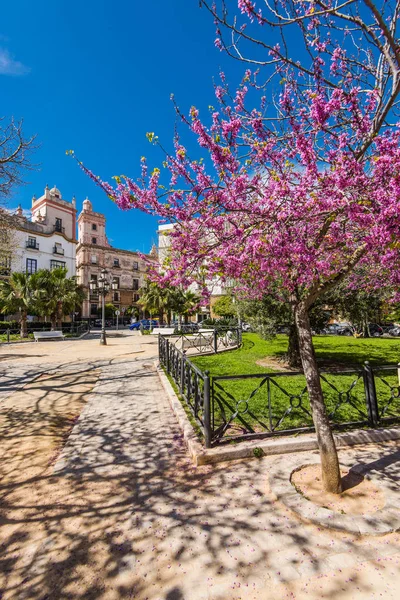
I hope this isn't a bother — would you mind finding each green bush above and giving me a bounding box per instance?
[0,321,19,331]
[201,317,238,329]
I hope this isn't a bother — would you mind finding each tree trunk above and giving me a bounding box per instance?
[20,311,28,338]
[287,324,301,368]
[295,303,342,494]
[50,313,57,330]
[57,302,63,329]
[364,314,370,338]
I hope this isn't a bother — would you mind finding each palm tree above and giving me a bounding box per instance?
[138,281,167,324]
[0,272,35,337]
[181,290,201,324]
[139,282,200,327]
[34,268,85,329]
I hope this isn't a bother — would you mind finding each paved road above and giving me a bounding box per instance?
[0,332,399,599]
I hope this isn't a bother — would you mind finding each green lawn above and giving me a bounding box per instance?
[191,334,400,437]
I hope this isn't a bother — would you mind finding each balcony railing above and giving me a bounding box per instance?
[26,241,39,250]
[53,225,65,234]
[53,246,65,255]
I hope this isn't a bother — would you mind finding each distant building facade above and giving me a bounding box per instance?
[1,185,77,279]
[158,223,227,322]
[76,198,157,319]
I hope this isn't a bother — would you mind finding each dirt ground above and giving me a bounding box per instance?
[0,368,99,599]
[291,463,386,515]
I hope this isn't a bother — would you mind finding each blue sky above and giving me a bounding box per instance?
[1,0,245,253]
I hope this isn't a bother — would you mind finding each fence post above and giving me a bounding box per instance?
[213,329,218,353]
[180,350,186,393]
[203,370,212,448]
[364,361,379,427]
[398,362,400,388]
[7,328,10,343]
[166,338,170,374]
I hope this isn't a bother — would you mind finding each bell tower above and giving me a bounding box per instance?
[78,197,109,246]
[31,185,76,240]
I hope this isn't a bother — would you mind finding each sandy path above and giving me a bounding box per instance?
[0,335,399,599]
[0,367,99,598]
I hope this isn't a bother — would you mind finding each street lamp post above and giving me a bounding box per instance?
[89,269,118,345]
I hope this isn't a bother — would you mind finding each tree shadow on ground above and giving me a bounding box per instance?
[0,360,399,600]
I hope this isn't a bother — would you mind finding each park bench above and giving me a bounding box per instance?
[152,328,175,336]
[33,331,65,342]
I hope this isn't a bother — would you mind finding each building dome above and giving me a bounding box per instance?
[82,197,92,211]
[50,185,62,199]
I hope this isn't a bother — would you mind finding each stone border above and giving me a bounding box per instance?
[156,361,400,466]
[156,362,207,465]
[268,454,400,535]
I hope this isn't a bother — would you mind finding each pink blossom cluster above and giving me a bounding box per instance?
[77,1,400,306]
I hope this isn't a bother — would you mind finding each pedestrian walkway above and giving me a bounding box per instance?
[0,333,399,599]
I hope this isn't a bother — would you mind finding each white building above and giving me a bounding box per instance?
[158,223,226,321]
[10,185,77,276]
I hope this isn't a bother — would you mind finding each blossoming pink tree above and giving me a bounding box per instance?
[76,0,400,493]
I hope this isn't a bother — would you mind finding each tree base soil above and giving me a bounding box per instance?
[291,463,385,515]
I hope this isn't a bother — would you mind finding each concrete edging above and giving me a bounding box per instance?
[155,362,208,465]
[268,454,400,535]
[155,363,400,465]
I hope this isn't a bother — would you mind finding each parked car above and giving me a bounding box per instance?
[276,325,290,334]
[368,323,384,337]
[129,319,159,331]
[324,324,341,335]
[336,324,354,336]
[93,319,112,328]
[388,326,400,337]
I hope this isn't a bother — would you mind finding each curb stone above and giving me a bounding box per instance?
[269,453,400,535]
[155,362,207,466]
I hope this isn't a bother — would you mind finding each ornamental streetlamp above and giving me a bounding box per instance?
[89,269,118,345]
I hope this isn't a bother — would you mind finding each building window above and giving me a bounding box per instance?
[132,261,139,270]
[27,236,38,249]
[113,292,119,302]
[133,278,139,291]
[113,258,120,267]
[53,242,64,255]
[90,304,98,315]
[113,277,120,288]
[50,260,66,270]
[92,237,97,245]
[91,255,97,264]
[133,293,140,303]
[26,258,37,275]
[55,217,63,232]
[92,223,97,231]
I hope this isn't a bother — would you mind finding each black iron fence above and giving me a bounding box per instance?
[163,327,242,355]
[0,322,89,342]
[159,335,400,448]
